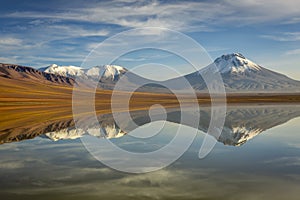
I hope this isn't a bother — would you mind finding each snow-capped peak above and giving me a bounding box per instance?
[41,64,85,77]
[40,64,127,83]
[85,65,127,82]
[213,53,262,74]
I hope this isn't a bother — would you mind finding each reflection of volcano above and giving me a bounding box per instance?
[1,104,300,146]
[216,105,300,146]
[219,126,263,146]
[125,104,300,146]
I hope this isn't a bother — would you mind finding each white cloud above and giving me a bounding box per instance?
[4,0,300,32]
[264,156,300,166]
[223,0,300,22]
[0,161,24,169]
[288,142,300,149]
[285,49,300,55]
[0,56,19,64]
[0,37,22,46]
[46,25,110,37]
[261,32,300,42]
[282,17,300,24]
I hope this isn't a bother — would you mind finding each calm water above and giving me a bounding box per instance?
[1,104,300,200]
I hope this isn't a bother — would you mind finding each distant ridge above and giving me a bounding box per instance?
[0,63,76,86]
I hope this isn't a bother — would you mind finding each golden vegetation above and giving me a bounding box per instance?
[1,76,300,135]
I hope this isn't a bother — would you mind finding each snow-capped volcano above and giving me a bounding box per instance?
[174,52,300,92]
[214,53,262,74]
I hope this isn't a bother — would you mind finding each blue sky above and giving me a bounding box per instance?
[0,0,300,79]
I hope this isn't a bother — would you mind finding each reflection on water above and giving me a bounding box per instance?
[2,104,300,146]
[1,104,300,199]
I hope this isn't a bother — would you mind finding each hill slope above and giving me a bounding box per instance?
[0,63,76,86]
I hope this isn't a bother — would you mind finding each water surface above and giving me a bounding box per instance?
[1,104,300,200]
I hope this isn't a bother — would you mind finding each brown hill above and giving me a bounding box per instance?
[0,63,76,86]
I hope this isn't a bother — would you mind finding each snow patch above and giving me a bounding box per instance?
[218,125,263,146]
[42,64,85,77]
[213,53,262,74]
[86,65,127,82]
[44,124,126,141]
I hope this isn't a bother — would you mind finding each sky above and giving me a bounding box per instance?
[0,0,300,79]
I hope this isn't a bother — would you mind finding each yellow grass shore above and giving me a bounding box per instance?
[1,77,300,134]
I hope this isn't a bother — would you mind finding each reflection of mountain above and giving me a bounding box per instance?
[216,105,300,145]
[1,104,300,146]
[0,114,126,144]
[0,119,75,144]
[43,118,126,141]
[121,104,300,146]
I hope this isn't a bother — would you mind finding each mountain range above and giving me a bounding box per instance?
[1,53,299,93]
[38,53,300,93]
[39,64,127,83]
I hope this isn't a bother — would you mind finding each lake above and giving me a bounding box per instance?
[1,104,300,200]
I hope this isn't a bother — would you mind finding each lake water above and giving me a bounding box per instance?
[1,104,300,200]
